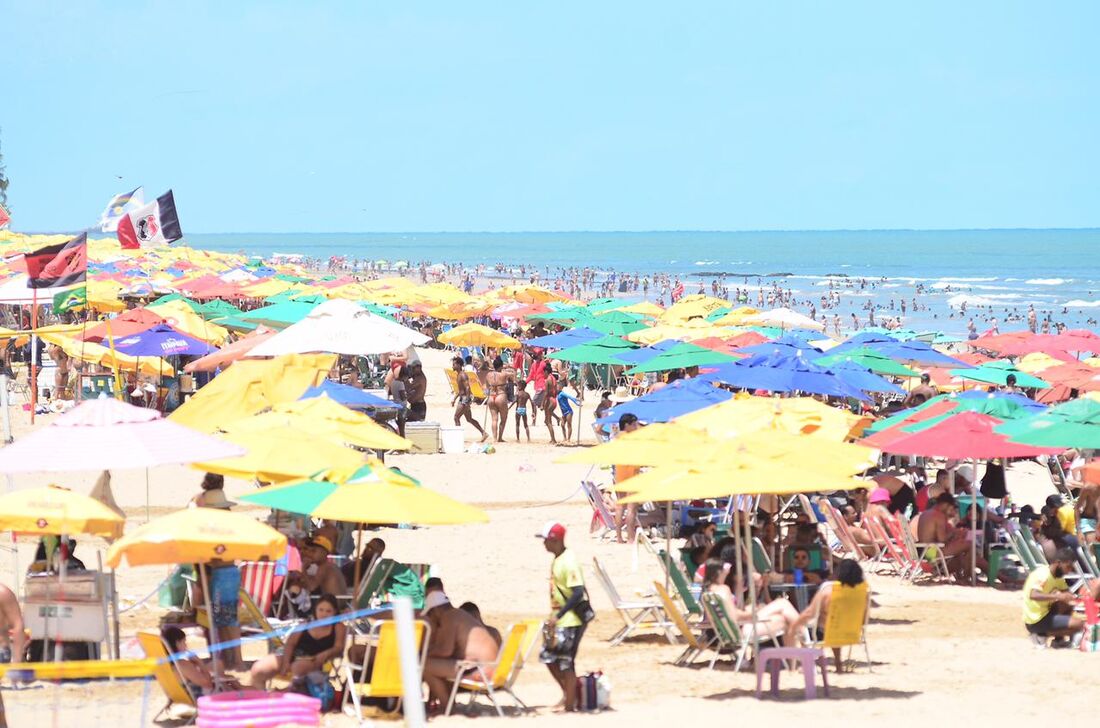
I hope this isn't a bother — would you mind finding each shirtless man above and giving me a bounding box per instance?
[422,592,499,710]
[485,356,513,442]
[404,362,428,423]
[1075,480,1100,544]
[905,373,937,406]
[451,357,487,442]
[912,492,986,580]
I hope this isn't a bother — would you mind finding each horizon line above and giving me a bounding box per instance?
[180,225,1100,235]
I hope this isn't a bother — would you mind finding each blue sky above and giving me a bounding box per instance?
[4,2,1098,232]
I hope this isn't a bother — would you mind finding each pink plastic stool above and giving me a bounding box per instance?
[754,647,830,700]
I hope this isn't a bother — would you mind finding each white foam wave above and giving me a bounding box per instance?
[1026,278,1069,285]
[1064,299,1100,308]
[694,260,719,266]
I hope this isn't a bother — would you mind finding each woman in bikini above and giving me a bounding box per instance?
[486,356,513,442]
[250,594,346,688]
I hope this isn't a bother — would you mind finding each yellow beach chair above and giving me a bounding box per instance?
[137,629,197,723]
[445,368,487,402]
[341,619,430,719]
[806,581,872,672]
[445,621,533,716]
[654,581,714,666]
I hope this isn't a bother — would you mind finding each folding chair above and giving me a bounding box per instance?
[445,622,532,716]
[864,516,910,577]
[591,555,674,646]
[654,581,714,666]
[341,619,429,720]
[137,629,197,724]
[239,560,276,616]
[896,512,953,582]
[700,593,780,672]
[803,581,872,672]
[582,481,618,540]
[351,557,397,610]
[657,549,703,618]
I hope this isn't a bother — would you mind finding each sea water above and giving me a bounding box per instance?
[187,229,1100,336]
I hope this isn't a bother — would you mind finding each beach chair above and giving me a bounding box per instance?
[657,549,702,618]
[352,557,397,610]
[803,581,872,672]
[137,629,198,723]
[341,619,429,720]
[820,501,876,562]
[750,537,774,575]
[896,512,953,582]
[654,581,714,666]
[445,622,532,716]
[864,516,909,577]
[582,481,618,540]
[592,556,675,645]
[700,593,780,672]
[239,560,277,616]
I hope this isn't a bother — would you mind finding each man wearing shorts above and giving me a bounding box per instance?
[1022,548,1089,647]
[537,522,587,712]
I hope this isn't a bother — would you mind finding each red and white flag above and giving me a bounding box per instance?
[117,189,182,249]
[0,204,9,229]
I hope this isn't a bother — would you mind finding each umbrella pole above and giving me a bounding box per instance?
[199,565,223,683]
[665,504,672,592]
[743,503,759,640]
[733,506,743,607]
[971,458,979,587]
[352,522,364,602]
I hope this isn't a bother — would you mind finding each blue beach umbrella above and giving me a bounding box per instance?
[299,380,402,410]
[111,325,216,357]
[827,360,906,395]
[524,327,603,349]
[602,378,732,424]
[700,351,871,401]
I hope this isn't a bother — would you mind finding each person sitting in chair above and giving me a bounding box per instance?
[788,558,867,671]
[250,594,346,688]
[1022,548,1098,648]
[421,592,499,714]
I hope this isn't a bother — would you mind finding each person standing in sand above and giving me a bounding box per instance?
[537,522,588,713]
[485,356,512,442]
[404,361,428,423]
[451,356,487,442]
[542,370,560,444]
[514,380,532,442]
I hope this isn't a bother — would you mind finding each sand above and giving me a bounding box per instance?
[1,346,1091,727]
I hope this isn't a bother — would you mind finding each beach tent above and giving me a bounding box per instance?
[601,378,732,424]
[249,299,429,357]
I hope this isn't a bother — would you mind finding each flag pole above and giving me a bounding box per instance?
[30,290,38,424]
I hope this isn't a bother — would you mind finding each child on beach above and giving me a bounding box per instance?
[515,380,532,442]
[557,383,581,442]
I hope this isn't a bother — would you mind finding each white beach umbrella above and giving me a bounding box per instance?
[248,299,429,357]
[745,307,826,332]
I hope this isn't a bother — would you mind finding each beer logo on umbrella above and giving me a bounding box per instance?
[214,544,226,556]
[37,518,48,528]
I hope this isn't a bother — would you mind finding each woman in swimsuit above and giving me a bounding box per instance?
[250,594,345,688]
[485,356,512,442]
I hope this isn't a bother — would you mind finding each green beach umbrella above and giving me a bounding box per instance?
[200,299,244,320]
[210,315,260,332]
[549,336,638,365]
[866,393,1039,434]
[625,342,738,374]
[996,398,1100,449]
[152,293,203,311]
[239,301,319,329]
[949,360,1049,389]
[815,347,921,378]
[585,316,647,337]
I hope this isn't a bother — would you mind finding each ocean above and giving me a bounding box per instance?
[186,229,1100,336]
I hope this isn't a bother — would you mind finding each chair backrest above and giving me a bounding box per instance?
[798,494,826,524]
[355,558,397,609]
[658,549,701,615]
[583,481,617,530]
[518,618,544,665]
[137,630,196,708]
[239,560,276,616]
[750,537,773,573]
[1018,528,1048,565]
[867,516,909,568]
[654,581,698,649]
[357,620,427,698]
[591,556,623,606]
[488,623,528,687]
[822,581,869,649]
[701,592,742,649]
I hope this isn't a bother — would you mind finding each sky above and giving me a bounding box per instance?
[3,1,1098,233]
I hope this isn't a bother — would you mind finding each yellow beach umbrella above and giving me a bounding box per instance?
[675,395,871,440]
[619,456,869,504]
[1085,357,1100,368]
[437,322,522,349]
[238,461,489,526]
[660,295,731,323]
[1016,352,1068,374]
[614,301,665,318]
[194,427,367,483]
[0,485,124,539]
[626,321,732,346]
[710,306,762,326]
[222,397,412,452]
[556,423,712,467]
[106,507,286,568]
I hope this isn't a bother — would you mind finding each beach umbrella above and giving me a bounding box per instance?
[701,352,871,401]
[675,395,870,441]
[549,336,638,365]
[624,342,738,374]
[221,397,412,452]
[239,461,489,526]
[583,315,647,337]
[614,301,665,318]
[661,295,732,322]
[299,381,402,410]
[0,485,125,539]
[814,347,921,377]
[183,327,277,372]
[602,378,732,424]
[0,397,244,474]
[556,423,710,466]
[1048,329,1100,354]
[826,333,900,357]
[877,340,971,368]
[194,427,368,483]
[865,391,1045,437]
[249,299,430,357]
[437,322,521,349]
[735,335,824,359]
[997,398,1100,449]
[111,324,216,357]
[826,360,907,395]
[524,327,604,349]
[744,307,825,332]
[238,301,320,329]
[1016,352,1073,374]
[949,360,1049,389]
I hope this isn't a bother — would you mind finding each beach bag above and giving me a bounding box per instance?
[1081,595,1100,653]
[980,462,1007,499]
[576,671,610,711]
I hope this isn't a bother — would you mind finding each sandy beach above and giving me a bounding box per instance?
[1,346,1087,727]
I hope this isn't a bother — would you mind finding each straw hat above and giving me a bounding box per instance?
[609,386,633,403]
[200,488,236,510]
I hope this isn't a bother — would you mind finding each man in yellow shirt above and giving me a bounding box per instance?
[537,522,589,712]
[1022,548,1084,647]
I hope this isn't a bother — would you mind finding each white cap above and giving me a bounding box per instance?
[423,591,450,613]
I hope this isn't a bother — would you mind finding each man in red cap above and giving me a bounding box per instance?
[536,521,589,712]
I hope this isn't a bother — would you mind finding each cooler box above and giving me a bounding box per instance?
[24,571,110,643]
[405,422,441,453]
[439,426,465,454]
